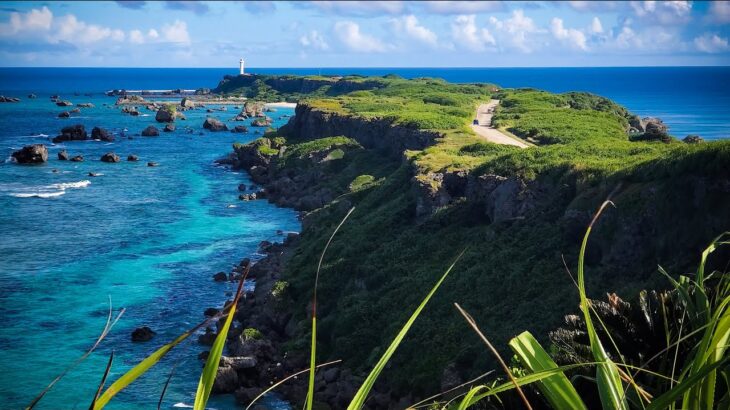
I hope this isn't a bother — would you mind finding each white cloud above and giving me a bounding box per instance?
[333,21,389,52]
[709,1,730,23]
[129,29,145,44]
[694,33,730,53]
[421,1,505,15]
[550,17,588,50]
[591,16,604,33]
[300,30,329,50]
[390,15,438,47]
[309,1,404,16]
[630,1,692,24]
[568,1,620,12]
[147,29,159,39]
[451,15,495,51]
[488,9,540,53]
[161,20,190,45]
[1,6,53,35]
[53,14,125,44]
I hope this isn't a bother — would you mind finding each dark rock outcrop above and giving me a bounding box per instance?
[91,127,114,141]
[131,326,156,342]
[127,154,139,161]
[12,144,48,164]
[147,161,158,167]
[56,100,73,107]
[52,124,87,143]
[204,117,228,131]
[58,150,69,161]
[279,103,439,158]
[77,103,94,108]
[164,123,176,132]
[683,135,704,144]
[231,125,248,133]
[58,111,70,118]
[100,152,120,163]
[155,105,176,123]
[70,155,84,162]
[141,125,159,137]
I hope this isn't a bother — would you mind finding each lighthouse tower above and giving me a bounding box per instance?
[239,58,245,75]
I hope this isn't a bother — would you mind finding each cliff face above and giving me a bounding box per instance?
[278,103,441,159]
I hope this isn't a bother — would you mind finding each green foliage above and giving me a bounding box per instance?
[349,175,376,192]
[271,280,289,299]
[243,327,264,341]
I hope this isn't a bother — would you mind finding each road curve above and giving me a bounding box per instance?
[470,100,530,149]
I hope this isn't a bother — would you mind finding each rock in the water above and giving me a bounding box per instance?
[198,327,216,345]
[251,117,272,127]
[213,271,227,282]
[70,108,80,114]
[141,125,159,137]
[164,123,176,132]
[77,103,94,108]
[100,152,120,163]
[52,124,87,143]
[91,127,114,142]
[231,125,248,133]
[181,97,196,108]
[58,111,70,118]
[683,135,704,144]
[147,161,158,167]
[239,193,257,201]
[203,117,228,131]
[131,326,156,342]
[28,94,37,99]
[88,172,100,177]
[213,365,239,393]
[237,184,246,191]
[127,154,139,161]
[12,144,48,164]
[70,155,84,162]
[204,307,220,317]
[56,100,73,107]
[155,105,176,123]
[58,150,69,161]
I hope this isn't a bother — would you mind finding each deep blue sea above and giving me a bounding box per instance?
[0,66,728,409]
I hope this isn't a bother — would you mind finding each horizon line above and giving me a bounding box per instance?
[1,65,729,69]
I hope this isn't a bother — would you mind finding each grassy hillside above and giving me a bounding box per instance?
[237,76,730,399]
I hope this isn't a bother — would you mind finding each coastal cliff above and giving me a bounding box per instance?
[213,76,730,408]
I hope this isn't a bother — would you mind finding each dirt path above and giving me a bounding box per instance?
[471,100,530,148]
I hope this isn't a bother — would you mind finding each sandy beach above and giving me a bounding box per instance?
[265,102,297,108]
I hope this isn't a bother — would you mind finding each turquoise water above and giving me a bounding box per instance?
[1,66,728,409]
[0,91,298,409]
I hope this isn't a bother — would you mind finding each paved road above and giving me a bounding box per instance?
[471,100,529,149]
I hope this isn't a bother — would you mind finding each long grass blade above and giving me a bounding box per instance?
[648,356,730,410]
[306,207,355,410]
[347,249,465,410]
[577,199,628,410]
[407,371,494,409]
[454,303,532,410]
[158,358,180,410]
[89,351,114,410]
[194,264,250,410]
[509,331,587,410]
[27,298,125,410]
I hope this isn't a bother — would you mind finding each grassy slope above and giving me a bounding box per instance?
[239,76,730,397]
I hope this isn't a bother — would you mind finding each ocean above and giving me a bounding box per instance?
[0,66,728,409]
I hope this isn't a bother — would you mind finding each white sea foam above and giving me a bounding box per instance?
[10,191,65,198]
[2,179,90,198]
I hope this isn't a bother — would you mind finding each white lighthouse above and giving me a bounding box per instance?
[239,58,245,75]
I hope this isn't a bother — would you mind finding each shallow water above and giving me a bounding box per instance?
[0,90,298,409]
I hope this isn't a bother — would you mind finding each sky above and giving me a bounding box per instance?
[0,1,729,67]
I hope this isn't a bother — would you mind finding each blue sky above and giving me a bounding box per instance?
[0,1,729,67]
